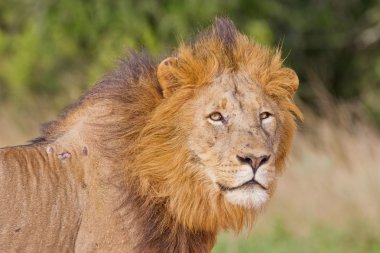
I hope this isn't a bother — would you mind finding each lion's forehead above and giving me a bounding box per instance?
[201,73,267,116]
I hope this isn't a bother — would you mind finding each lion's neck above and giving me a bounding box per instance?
[75,157,216,253]
[118,183,217,253]
[47,97,218,252]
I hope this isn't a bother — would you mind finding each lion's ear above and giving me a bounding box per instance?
[157,57,180,98]
[281,68,299,97]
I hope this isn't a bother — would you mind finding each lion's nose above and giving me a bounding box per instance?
[236,154,270,173]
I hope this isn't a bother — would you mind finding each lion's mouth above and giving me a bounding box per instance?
[218,178,267,192]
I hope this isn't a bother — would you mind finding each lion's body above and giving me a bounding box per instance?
[0,145,82,252]
[0,125,215,252]
[0,18,301,252]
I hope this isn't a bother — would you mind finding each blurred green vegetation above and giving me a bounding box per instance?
[213,221,380,253]
[0,0,379,124]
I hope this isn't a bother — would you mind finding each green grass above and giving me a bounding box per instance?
[213,221,380,253]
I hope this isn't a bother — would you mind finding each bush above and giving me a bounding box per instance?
[0,0,379,124]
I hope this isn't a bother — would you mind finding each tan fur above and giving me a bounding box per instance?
[0,18,301,252]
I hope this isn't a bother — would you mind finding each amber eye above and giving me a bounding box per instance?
[209,112,224,121]
[260,112,272,120]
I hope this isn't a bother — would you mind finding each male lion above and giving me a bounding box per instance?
[0,18,302,252]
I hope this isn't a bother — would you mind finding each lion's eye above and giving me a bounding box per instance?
[260,112,272,120]
[209,112,224,122]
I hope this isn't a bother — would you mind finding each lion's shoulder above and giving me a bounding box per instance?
[0,143,85,190]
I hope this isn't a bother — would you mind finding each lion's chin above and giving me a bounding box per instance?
[224,186,269,209]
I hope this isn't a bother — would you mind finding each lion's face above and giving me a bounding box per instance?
[186,73,282,209]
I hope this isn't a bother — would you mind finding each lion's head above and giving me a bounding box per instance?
[186,73,282,208]
[129,18,302,233]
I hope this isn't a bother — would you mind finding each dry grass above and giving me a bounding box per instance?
[0,106,37,146]
[0,103,54,147]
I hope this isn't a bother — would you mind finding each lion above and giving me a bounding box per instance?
[0,18,302,252]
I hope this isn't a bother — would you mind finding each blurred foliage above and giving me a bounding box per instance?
[213,221,380,253]
[0,0,379,124]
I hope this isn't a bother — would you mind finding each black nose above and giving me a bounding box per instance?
[236,154,270,173]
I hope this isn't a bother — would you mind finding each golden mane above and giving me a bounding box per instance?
[129,18,302,233]
[25,18,302,251]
